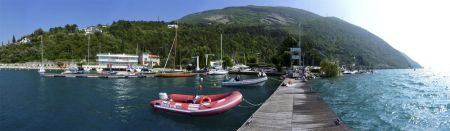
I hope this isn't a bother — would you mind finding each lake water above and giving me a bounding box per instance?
[309,69,450,130]
[0,70,281,130]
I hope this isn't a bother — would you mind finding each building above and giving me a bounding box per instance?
[82,26,102,35]
[140,53,160,67]
[97,53,138,68]
[18,37,30,44]
[167,24,178,29]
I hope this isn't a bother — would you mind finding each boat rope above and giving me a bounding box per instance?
[242,98,263,107]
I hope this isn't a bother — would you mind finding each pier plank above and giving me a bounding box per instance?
[238,78,351,131]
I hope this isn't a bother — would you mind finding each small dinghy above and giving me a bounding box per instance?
[222,72,268,87]
[150,91,242,116]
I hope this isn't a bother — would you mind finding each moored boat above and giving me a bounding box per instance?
[207,69,228,75]
[222,72,268,87]
[156,72,195,77]
[150,91,242,116]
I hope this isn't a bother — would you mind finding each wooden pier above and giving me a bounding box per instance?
[41,73,156,78]
[238,78,351,131]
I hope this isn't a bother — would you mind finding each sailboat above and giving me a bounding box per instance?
[156,23,194,77]
[38,36,46,74]
[207,34,228,75]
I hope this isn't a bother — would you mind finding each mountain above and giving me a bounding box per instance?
[0,5,421,69]
[180,5,421,68]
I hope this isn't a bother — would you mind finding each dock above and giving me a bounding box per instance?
[41,73,156,78]
[238,78,351,131]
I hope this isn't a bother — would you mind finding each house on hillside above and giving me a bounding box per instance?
[18,37,31,44]
[167,24,178,29]
[81,26,102,35]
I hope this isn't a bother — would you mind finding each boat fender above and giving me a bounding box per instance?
[193,95,200,104]
[200,96,212,106]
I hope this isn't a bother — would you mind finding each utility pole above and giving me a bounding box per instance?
[298,23,302,67]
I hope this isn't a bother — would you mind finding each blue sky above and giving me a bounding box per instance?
[1,0,450,69]
[0,0,346,43]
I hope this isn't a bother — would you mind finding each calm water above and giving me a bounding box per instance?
[309,69,450,130]
[0,70,281,130]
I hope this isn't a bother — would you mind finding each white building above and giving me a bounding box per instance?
[97,53,138,68]
[82,26,102,35]
[19,37,30,44]
[167,24,178,29]
[140,53,160,67]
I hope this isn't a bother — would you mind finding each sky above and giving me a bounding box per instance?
[1,0,449,69]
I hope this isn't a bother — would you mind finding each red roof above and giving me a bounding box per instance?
[149,54,160,58]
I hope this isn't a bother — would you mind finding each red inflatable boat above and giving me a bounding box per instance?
[150,91,242,116]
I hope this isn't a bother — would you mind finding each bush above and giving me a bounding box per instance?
[320,59,340,77]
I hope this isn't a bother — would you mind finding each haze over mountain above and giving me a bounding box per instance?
[180,5,421,68]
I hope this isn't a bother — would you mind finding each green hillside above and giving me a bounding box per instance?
[180,5,421,68]
[0,21,289,69]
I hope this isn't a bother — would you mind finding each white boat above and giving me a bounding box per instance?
[222,72,268,87]
[207,34,228,75]
[38,67,45,73]
[207,69,228,75]
[342,70,357,74]
[95,68,103,74]
[62,66,83,74]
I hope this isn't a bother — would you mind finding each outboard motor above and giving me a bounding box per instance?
[159,92,168,101]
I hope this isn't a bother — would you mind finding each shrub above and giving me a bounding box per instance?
[320,59,340,77]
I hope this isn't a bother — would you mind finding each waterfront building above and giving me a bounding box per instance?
[140,53,160,67]
[97,53,138,68]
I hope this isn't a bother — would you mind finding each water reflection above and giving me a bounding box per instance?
[112,79,134,123]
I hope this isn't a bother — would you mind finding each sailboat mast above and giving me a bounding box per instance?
[87,34,90,65]
[173,22,178,69]
[221,34,223,64]
[136,43,139,55]
[41,35,43,64]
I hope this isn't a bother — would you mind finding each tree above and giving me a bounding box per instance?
[33,28,44,36]
[222,56,233,68]
[247,56,257,64]
[12,35,16,43]
[281,51,292,67]
[320,59,340,77]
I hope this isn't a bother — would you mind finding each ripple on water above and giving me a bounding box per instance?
[309,69,450,130]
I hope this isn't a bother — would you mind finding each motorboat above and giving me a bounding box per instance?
[61,66,83,74]
[207,69,228,75]
[222,72,268,87]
